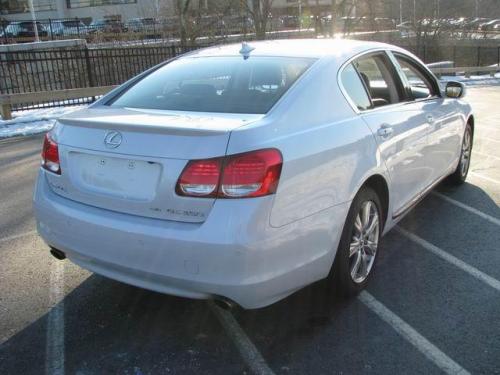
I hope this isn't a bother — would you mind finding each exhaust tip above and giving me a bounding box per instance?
[50,247,66,260]
[213,297,236,311]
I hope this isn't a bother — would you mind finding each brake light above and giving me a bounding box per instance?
[176,158,222,197]
[41,133,61,175]
[176,149,282,198]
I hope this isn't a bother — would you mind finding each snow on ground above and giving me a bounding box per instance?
[1,72,500,139]
[0,106,84,139]
[441,73,500,86]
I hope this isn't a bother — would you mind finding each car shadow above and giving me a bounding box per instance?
[0,273,246,374]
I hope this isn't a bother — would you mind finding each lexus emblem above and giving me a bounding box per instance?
[104,131,122,149]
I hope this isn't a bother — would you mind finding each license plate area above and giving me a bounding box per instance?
[68,152,161,201]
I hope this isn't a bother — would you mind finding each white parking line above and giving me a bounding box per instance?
[358,291,470,375]
[431,192,500,226]
[45,261,65,375]
[0,230,37,244]
[395,226,500,293]
[469,172,500,185]
[208,302,275,375]
[474,151,500,161]
[476,137,500,144]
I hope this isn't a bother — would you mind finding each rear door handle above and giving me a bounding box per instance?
[426,114,435,124]
[377,124,394,138]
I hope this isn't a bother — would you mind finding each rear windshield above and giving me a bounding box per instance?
[109,56,316,114]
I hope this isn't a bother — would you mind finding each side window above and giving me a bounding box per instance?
[340,63,372,111]
[394,55,437,100]
[354,54,402,108]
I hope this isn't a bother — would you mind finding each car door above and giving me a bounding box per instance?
[390,52,464,184]
[343,51,432,216]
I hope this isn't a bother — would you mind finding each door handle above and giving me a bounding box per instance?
[426,114,435,124]
[377,124,394,138]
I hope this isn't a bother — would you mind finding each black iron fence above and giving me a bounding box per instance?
[0,44,199,95]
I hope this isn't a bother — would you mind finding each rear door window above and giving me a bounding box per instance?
[109,56,316,114]
[353,53,404,108]
[340,63,372,111]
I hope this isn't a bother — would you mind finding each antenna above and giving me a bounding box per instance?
[239,42,255,60]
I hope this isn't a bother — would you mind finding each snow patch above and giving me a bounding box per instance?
[0,106,84,138]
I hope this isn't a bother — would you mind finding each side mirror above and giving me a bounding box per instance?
[445,81,466,99]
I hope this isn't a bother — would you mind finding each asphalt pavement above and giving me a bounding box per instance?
[0,85,499,375]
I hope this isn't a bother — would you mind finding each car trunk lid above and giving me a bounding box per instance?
[46,107,261,223]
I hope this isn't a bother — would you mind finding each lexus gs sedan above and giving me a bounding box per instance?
[34,39,473,309]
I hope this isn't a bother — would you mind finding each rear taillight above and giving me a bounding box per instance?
[176,149,282,199]
[176,158,222,197]
[41,133,61,175]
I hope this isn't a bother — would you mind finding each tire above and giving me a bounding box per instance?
[447,122,472,185]
[331,186,383,298]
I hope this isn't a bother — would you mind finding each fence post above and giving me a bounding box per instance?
[0,101,12,120]
[49,19,54,40]
[76,17,80,38]
[84,47,94,88]
[1,23,7,44]
[497,47,500,67]
[452,45,456,66]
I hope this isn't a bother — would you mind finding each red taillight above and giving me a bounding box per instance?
[41,133,61,175]
[176,149,282,198]
[176,158,222,197]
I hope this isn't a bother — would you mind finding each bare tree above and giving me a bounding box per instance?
[245,0,274,40]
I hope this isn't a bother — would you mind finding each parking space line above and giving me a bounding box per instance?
[469,172,500,185]
[474,151,500,161]
[0,230,38,244]
[45,261,65,375]
[431,192,500,226]
[395,226,500,293]
[476,137,500,144]
[208,302,275,375]
[358,291,470,375]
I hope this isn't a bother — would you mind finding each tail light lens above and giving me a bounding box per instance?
[41,133,61,175]
[176,149,282,198]
[176,158,222,197]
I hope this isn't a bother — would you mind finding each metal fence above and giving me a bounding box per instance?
[0,44,197,94]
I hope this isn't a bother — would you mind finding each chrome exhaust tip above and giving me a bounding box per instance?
[213,297,236,310]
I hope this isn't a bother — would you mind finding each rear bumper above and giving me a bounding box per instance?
[34,169,348,308]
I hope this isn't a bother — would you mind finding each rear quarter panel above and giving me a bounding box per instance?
[227,58,383,228]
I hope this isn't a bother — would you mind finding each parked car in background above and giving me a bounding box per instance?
[1,21,47,39]
[478,19,500,32]
[464,17,489,31]
[281,15,300,29]
[374,18,396,31]
[34,39,473,309]
[225,15,254,34]
[125,18,157,33]
[50,19,87,37]
[88,19,127,34]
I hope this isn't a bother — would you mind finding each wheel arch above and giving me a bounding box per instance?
[359,174,389,229]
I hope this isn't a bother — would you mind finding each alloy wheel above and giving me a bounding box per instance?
[460,127,472,177]
[349,200,380,284]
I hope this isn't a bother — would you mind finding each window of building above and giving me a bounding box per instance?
[0,0,56,14]
[66,0,137,9]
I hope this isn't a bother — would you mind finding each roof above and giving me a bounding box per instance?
[184,39,396,60]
